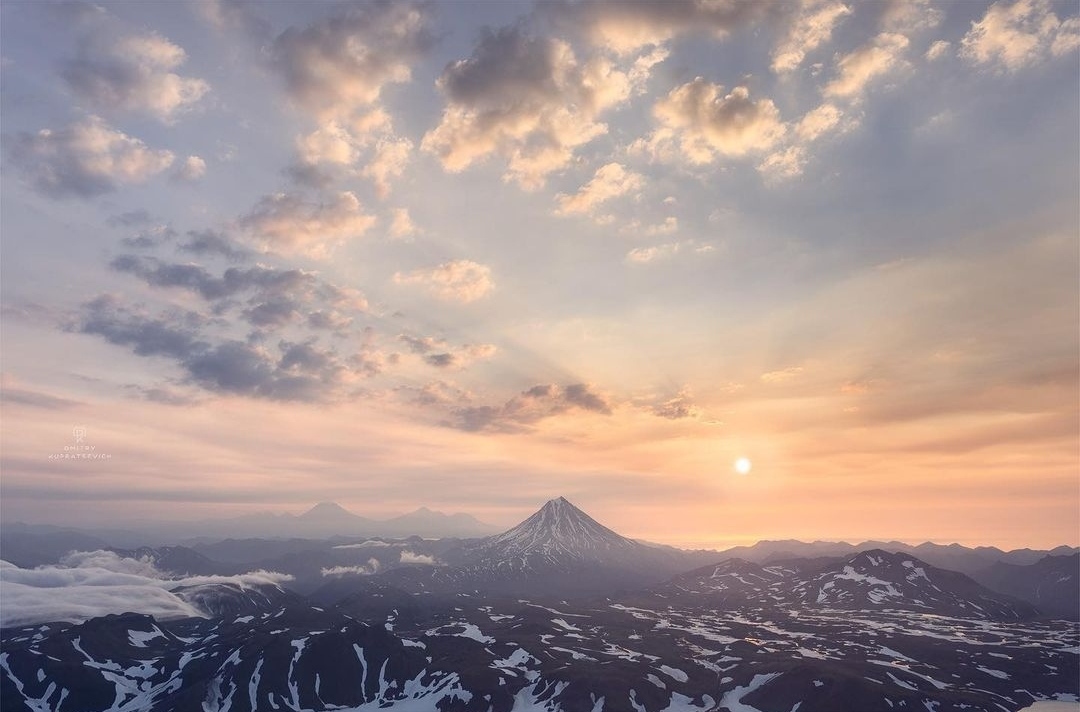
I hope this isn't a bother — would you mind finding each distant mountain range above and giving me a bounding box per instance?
[715,538,1080,575]
[0,501,497,552]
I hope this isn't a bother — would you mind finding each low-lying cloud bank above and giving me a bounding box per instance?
[0,550,292,628]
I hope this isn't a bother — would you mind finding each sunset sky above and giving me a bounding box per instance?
[1,0,1077,550]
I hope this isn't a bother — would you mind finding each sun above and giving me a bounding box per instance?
[734,457,752,475]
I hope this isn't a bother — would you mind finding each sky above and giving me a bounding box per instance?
[0,0,1077,550]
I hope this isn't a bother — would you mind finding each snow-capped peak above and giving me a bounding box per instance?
[471,497,642,566]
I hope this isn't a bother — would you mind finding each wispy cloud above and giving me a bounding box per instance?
[394,260,494,303]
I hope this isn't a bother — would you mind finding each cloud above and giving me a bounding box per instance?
[824,32,910,99]
[960,0,1080,72]
[76,293,378,402]
[393,260,494,303]
[555,162,644,216]
[363,136,413,199]
[61,30,209,122]
[296,121,362,166]
[2,389,80,409]
[85,226,381,402]
[198,0,271,41]
[551,0,771,55]
[795,102,845,141]
[172,155,206,182]
[650,79,787,163]
[389,207,419,238]
[399,550,436,565]
[289,117,413,196]
[925,40,951,61]
[5,115,174,198]
[0,551,292,627]
[422,26,658,189]
[321,560,380,577]
[761,366,805,383]
[397,334,497,370]
[625,239,713,263]
[118,223,177,250]
[126,385,201,406]
[178,230,250,262]
[238,191,376,257]
[109,255,361,314]
[268,2,432,121]
[332,540,392,549]
[107,209,154,227]
[265,4,429,196]
[757,145,807,181]
[771,0,852,74]
[652,389,704,420]
[879,0,942,34]
[755,102,850,180]
[397,380,475,407]
[78,294,208,360]
[452,382,612,432]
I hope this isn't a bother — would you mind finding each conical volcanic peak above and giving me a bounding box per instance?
[478,496,640,562]
[299,502,355,520]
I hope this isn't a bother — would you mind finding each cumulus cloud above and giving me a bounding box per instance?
[397,380,475,407]
[82,210,385,402]
[925,40,952,61]
[422,26,659,189]
[879,0,942,34]
[266,4,429,196]
[178,230,250,262]
[824,32,910,99]
[0,551,292,627]
[552,0,771,54]
[399,550,436,565]
[363,136,413,199]
[268,3,431,121]
[238,191,376,257]
[389,207,419,238]
[109,255,363,317]
[555,162,644,216]
[650,79,787,163]
[960,0,1080,72]
[61,30,209,122]
[757,145,807,181]
[771,0,852,74]
[289,118,413,196]
[296,121,361,166]
[172,155,206,182]
[652,389,704,420]
[198,0,271,40]
[5,115,174,198]
[453,382,612,432]
[795,103,845,141]
[76,290,380,402]
[754,102,850,181]
[393,260,494,303]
